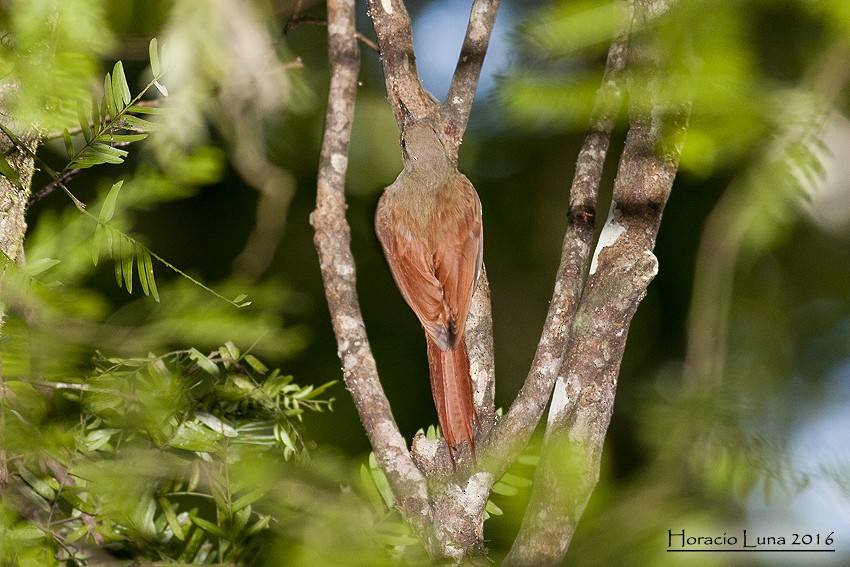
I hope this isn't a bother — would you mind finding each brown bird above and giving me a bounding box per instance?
[375,117,482,459]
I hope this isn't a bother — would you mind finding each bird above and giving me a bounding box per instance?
[375,116,482,462]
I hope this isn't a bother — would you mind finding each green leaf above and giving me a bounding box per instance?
[189,348,220,377]
[159,497,185,541]
[62,128,74,159]
[491,481,519,496]
[61,490,99,515]
[485,499,504,516]
[137,251,149,296]
[0,155,23,190]
[143,250,159,301]
[83,428,121,451]
[77,102,92,142]
[191,515,226,537]
[100,180,123,223]
[195,412,237,438]
[75,144,127,166]
[103,72,116,118]
[16,466,56,500]
[178,523,205,562]
[517,454,540,466]
[91,96,101,131]
[92,223,103,266]
[244,514,272,537]
[231,487,265,512]
[368,452,396,508]
[112,61,131,109]
[243,354,268,374]
[223,341,240,361]
[275,424,297,453]
[22,257,61,277]
[149,38,161,76]
[121,115,158,131]
[121,237,134,293]
[500,472,533,488]
[298,380,337,400]
[169,421,221,452]
[128,104,166,114]
[114,247,123,287]
[106,133,148,144]
[359,464,386,512]
[90,142,129,160]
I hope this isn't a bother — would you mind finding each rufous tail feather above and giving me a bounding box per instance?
[426,335,476,460]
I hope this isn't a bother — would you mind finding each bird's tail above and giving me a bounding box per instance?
[426,335,476,459]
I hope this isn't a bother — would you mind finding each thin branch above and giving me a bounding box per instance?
[28,168,81,205]
[483,2,631,477]
[466,269,496,429]
[311,0,433,543]
[366,0,438,127]
[284,15,379,52]
[441,0,501,155]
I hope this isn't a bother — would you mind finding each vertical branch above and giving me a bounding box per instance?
[484,3,631,474]
[311,0,431,534]
[505,1,688,563]
[440,0,501,154]
[366,0,438,127]
[0,86,39,265]
[466,269,496,431]
[0,83,41,489]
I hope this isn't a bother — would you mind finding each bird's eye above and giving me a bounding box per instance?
[401,138,406,150]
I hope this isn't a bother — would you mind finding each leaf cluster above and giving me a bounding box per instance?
[1,343,336,566]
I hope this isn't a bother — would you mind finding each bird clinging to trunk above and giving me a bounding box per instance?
[375,116,482,462]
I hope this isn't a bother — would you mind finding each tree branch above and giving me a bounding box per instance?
[505,0,689,563]
[467,269,496,430]
[440,0,500,155]
[311,0,432,538]
[366,0,438,127]
[484,2,631,476]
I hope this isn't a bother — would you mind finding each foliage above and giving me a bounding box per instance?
[1,344,335,566]
[0,2,331,565]
[1,0,849,564]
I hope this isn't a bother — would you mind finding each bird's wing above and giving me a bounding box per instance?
[375,179,482,351]
[432,177,482,346]
[376,197,453,349]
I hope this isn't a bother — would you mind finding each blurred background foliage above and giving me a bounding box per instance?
[0,0,849,565]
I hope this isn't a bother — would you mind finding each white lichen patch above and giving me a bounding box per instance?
[644,250,659,278]
[467,13,487,42]
[380,0,393,14]
[336,262,354,277]
[327,18,346,36]
[342,353,358,373]
[589,202,625,275]
[330,152,348,174]
[337,314,360,333]
[547,377,570,426]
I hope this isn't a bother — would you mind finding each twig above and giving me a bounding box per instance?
[284,15,379,53]
[29,168,81,205]
[440,0,500,155]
